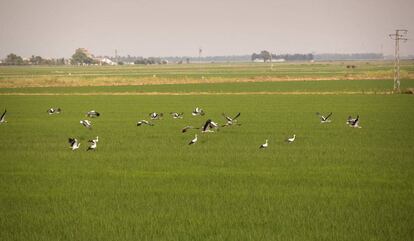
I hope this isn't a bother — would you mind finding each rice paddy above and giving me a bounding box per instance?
[0,62,413,241]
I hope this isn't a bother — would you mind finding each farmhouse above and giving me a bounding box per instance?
[98,57,116,65]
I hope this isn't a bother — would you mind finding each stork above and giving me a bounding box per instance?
[192,107,205,116]
[202,119,219,133]
[188,134,198,145]
[346,115,357,125]
[348,115,361,128]
[259,139,268,149]
[286,134,296,143]
[47,108,61,115]
[0,109,7,124]
[316,112,332,123]
[68,138,80,150]
[137,120,154,126]
[86,110,100,118]
[80,120,92,129]
[150,112,163,120]
[222,112,241,126]
[87,137,98,151]
[170,112,184,119]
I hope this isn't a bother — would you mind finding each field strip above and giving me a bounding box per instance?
[0,91,395,96]
[1,76,411,89]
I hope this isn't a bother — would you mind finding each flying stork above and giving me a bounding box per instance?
[192,107,205,116]
[137,120,154,126]
[68,138,80,150]
[0,109,7,124]
[87,136,98,151]
[316,112,332,123]
[150,112,163,120]
[170,112,184,119]
[202,119,219,133]
[222,112,241,127]
[47,108,61,115]
[346,115,357,125]
[80,120,92,129]
[347,115,361,128]
[86,110,100,118]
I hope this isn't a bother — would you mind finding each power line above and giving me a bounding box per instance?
[389,29,408,92]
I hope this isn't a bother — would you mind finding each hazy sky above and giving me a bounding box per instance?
[1,0,413,58]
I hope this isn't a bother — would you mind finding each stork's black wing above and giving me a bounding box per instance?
[354,115,359,122]
[325,112,332,120]
[182,126,192,133]
[1,109,6,120]
[232,112,241,120]
[68,138,75,145]
[202,119,212,131]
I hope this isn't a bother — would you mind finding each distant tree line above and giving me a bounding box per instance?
[252,50,314,62]
[314,53,383,61]
[3,53,24,65]
[1,50,387,66]
[164,55,252,63]
[29,55,66,65]
[273,53,314,61]
[133,57,167,65]
[0,53,66,65]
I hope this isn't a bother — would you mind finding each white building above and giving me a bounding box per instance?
[271,58,285,62]
[253,58,265,63]
[98,57,116,65]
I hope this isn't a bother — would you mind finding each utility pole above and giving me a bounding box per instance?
[389,29,408,92]
[198,47,204,79]
[270,52,273,71]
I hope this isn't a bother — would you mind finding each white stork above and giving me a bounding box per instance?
[80,120,92,129]
[137,120,154,126]
[286,134,296,143]
[0,109,7,124]
[192,107,205,116]
[348,115,362,128]
[316,112,332,123]
[150,112,163,120]
[222,112,241,126]
[188,134,198,145]
[87,136,98,151]
[47,108,61,115]
[202,119,219,133]
[86,110,100,118]
[259,139,268,149]
[170,112,184,119]
[68,138,80,150]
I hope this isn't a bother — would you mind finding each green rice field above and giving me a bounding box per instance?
[0,62,413,241]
